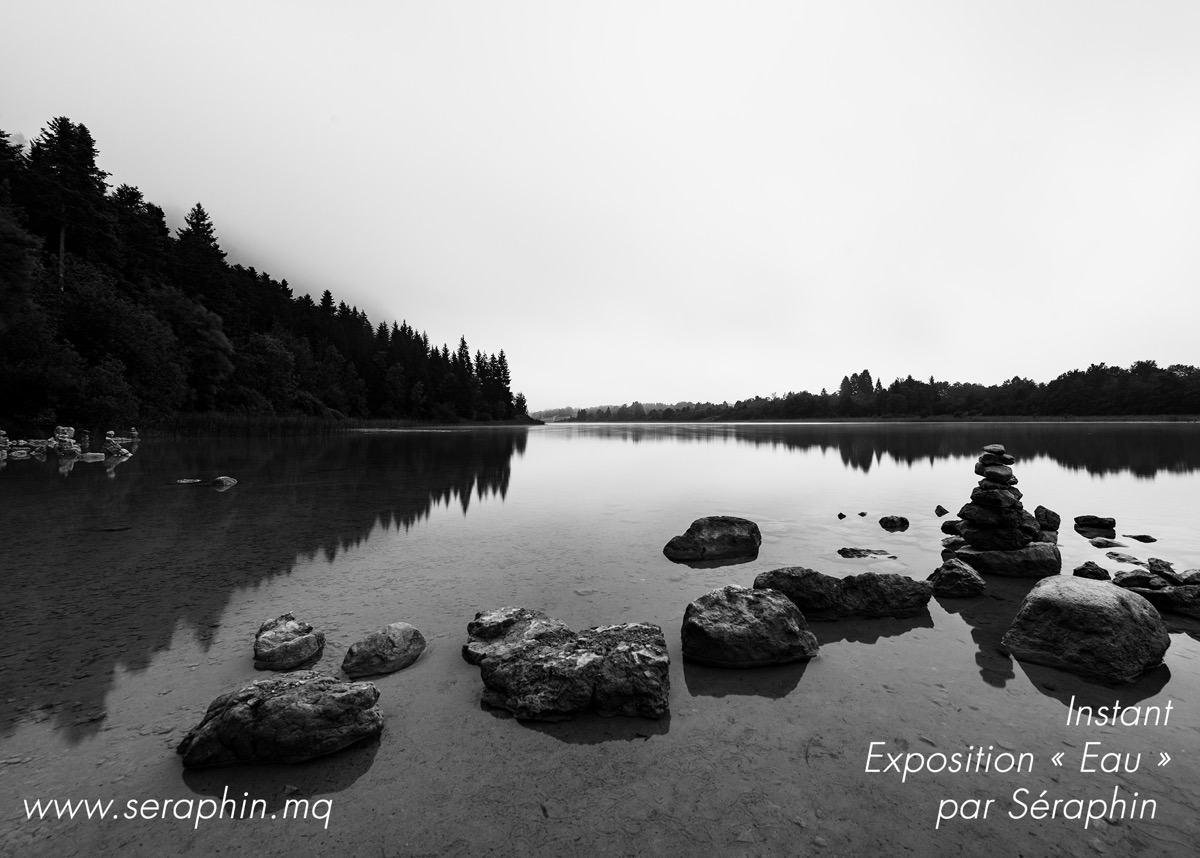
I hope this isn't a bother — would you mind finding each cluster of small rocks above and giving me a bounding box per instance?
[177,612,426,768]
[0,426,134,463]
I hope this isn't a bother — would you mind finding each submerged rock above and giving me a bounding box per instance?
[342,622,426,678]
[1106,552,1147,568]
[1123,534,1157,543]
[253,613,326,670]
[927,558,986,598]
[177,671,383,768]
[1000,576,1169,684]
[662,516,761,563]
[681,585,819,667]
[753,567,932,620]
[464,607,669,721]
[1088,537,1125,549]
[837,548,896,559]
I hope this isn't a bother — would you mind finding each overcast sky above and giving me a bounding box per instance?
[4,1,1199,410]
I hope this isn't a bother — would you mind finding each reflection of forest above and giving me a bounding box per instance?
[0,430,526,742]
[567,422,1200,476]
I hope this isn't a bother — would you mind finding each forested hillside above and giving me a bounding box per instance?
[0,117,527,432]
[563,362,1200,422]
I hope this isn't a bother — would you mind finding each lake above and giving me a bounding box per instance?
[1,422,1198,856]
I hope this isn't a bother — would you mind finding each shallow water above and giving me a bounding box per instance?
[1,422,1198,856]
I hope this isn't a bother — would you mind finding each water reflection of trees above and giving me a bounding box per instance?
[0,429,526,742]
[563,422,1200,476]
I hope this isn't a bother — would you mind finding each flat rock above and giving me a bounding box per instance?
[1112,570,1174,590]
[177,671,383,768]
[838,548,896,559]
[952,543,1062,578]
[927,558,986,598]
[1000,576,1170,684]
[465,609,670,721]
[342,622,426,678]
[1123,534,1157,543]
[1075,515,1116,529]
[1106,552,1147,568]
[878,515,909,532]
[681,585,819,667]
[663,515,761,562]
[211,476,238,490]
[1088,537,1125,549]
[1073,561,1111,581]
[753,567,932,620]
[981,444,1007,455]
[253,613,326,670]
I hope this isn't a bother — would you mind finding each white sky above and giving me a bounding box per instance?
[3,1,1199,410]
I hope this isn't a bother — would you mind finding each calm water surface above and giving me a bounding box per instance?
[1,422,1198,856]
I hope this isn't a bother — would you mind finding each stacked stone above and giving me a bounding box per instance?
[946,444,1062,578]
[956,445,1040,550]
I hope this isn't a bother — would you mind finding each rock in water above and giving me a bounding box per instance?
[1000,576,1169,684]
[662,515,761,562]
[176,671,383,768]
[253,613,326,670]
[1073,561,1111,581]
[211,475,238,491]
[927,558,986,597]
[951,543,1062,579]
[463,608,669,721]
[753,567,932,620]
[342,622,427,678]
[879,516,909,532]
[1034,505,1061,532]
[1126,585,1200,621]
[1075,515,1116,530]
[681,585,819,667]
[934,505,949,517]
[461,607,574,665]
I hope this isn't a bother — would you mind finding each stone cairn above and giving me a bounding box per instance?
[943,444,1062,578]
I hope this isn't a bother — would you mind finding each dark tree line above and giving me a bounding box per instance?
[0,117,528,432]
[566,361,1200,423]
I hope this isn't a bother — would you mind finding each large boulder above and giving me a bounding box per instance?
[753,567,932,620]
[176,671,383,768]
[681,585,819,667]
[464,609,670,721]
[662,516,761,562]
[1000,576,1170,684]
[927,558,986,598]
[342,622,427,678]
[952,543,1061,578]
[253,613,326,670]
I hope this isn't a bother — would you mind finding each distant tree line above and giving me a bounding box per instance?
[566,362,1200,422]
[0,117,527,432]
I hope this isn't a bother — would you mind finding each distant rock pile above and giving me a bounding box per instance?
[944,444,1062,578]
